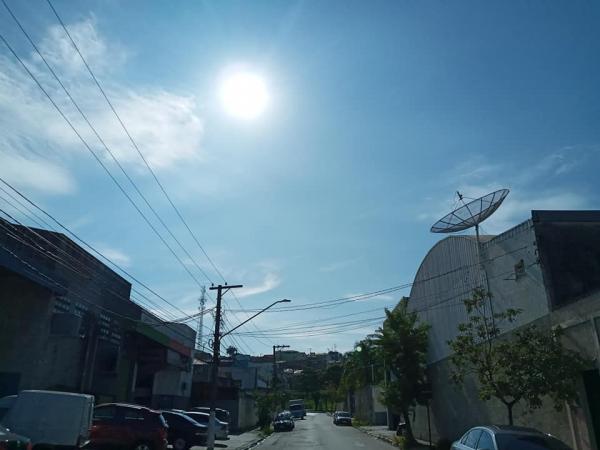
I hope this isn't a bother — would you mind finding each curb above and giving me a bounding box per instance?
[354,426,396,447]
[233,433,271,450]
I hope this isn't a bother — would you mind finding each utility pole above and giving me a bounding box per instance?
[207,283,242,450]
[196,286,206,351]
[272,344,289,388]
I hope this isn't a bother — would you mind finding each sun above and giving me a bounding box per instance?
[219,70,269,120]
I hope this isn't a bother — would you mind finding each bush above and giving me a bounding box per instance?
[259,424,273,437]
[392,435,408,450]
[436,438,452,450]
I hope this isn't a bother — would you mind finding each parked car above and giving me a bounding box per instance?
[273,411,294,432]
[0,424,31,450]
[189,407,230,425]
[0,396,16,422]
[90,403,168,450]
[160,411,206,450]
[451,425,572,450]
[0,390,94,450]
[181,412,228,440]
[333,411,352,426]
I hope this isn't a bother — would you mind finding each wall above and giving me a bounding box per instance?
[0,270,82,394]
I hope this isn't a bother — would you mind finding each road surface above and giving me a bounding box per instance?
[260,413,395,450]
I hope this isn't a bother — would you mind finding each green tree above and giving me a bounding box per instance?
[448,288,589,425]
[373,299,429,445]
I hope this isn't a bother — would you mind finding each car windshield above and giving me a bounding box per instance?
[496,435,572,450]
[276,413,291,420]
[289,405,303,410]
[337,413,351,418]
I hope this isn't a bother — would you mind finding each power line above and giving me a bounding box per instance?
[41,1,270,352]
[0,176,199,323]
[0,19,208,292]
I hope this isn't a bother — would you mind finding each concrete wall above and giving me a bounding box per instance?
[0,271,83,394]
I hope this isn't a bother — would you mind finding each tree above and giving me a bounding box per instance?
[448,288,589,425]
[373,299,430,445]
[226,346,238,358]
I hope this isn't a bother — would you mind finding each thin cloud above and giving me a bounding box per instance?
[237,272,281,298]
[94,243,131,267]
[0,16,204,196]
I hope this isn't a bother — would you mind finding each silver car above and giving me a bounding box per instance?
[451,425,572,450]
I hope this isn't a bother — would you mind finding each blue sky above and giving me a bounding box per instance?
[1,0,599,355]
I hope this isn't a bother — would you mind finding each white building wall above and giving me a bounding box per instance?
[482,219,550,333]
[409,221,550,364]
[408,235,485,363]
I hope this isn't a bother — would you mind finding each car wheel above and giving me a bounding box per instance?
[173,438,188,450]
[132,442,153,450]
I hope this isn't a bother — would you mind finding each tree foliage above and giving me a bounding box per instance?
[448,288,589,425]
[373,299,429,445]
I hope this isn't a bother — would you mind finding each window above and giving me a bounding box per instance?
[477,431,495,450]
[94,406,116,421]
[463,430,483,449]
[124,408,144,420]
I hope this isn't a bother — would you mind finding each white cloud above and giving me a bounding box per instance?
[94,243,131,267]
[0,16,204,196]
[419,149,595,234]
[0,151,75,195]
[237,272,281,298]
[37,17,127,76]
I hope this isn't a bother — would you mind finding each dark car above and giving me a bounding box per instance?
[159,411,206,450]
[451,425,572,450]
[333,411,352,426]
[273,411,295,432]
[90,403,168,450]
[0,425,31,450]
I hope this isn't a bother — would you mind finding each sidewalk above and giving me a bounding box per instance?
[191,428,265,450]
[356,425,431,449]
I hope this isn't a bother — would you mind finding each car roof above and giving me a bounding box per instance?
[96,403,158,412]
[472,425,544,436]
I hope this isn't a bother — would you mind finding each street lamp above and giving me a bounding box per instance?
[206,298,291,450]
[220,299,291,337]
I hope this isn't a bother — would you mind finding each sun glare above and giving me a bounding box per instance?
[219,71,269,120]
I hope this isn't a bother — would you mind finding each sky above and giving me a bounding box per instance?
[1,0,599,356]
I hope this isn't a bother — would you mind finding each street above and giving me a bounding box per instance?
[260,413,395,450]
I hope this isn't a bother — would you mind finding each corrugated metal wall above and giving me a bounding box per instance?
[409,220,549,364]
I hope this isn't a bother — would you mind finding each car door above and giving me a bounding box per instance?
[476,430,496,450]
[454,429,483,450]
[91,405,119,446]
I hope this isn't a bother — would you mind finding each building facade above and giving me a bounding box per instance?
[407,211,600,449]
[0,220,195,408]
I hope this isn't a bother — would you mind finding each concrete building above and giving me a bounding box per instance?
[407,211,600,449]
[0,220,195,408]
[191,360,259,431]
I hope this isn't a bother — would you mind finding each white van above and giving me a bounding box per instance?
[1,390,94,449]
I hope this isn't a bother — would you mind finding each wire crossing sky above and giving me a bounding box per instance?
[0,0,599,354]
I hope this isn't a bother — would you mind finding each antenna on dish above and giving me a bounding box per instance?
[430,188,509,320]
[430,188,509,243]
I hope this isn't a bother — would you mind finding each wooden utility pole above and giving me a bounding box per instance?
[272,344,289,388]
[206,283,242,450]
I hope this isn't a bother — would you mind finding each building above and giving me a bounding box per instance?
[407,211,600,449]
[191,358,259,431]
[0,219,195,408]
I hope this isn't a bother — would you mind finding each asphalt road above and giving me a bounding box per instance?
[261,413,396,450]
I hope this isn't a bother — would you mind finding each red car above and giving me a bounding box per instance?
[90,404,168,450]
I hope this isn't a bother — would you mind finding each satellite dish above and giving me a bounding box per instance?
[430,188,509,234]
